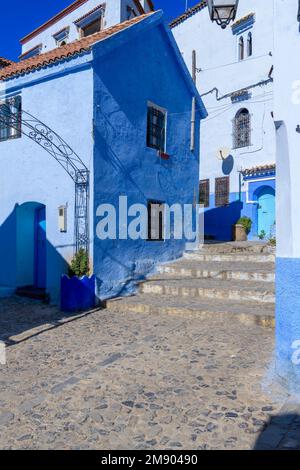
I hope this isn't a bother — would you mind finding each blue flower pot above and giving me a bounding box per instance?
[61,275,96,312]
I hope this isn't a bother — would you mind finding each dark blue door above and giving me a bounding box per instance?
[35,206,46,289]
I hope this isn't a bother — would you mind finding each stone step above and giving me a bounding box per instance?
[139,278,274,303]
[107,294,275,328]
[184,252,275,264]
[198,241,274,254]
[0,286,15,299]
[156,260,275,283]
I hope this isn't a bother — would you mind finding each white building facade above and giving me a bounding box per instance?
[273,0,300,391]
[172,0,276,241]
[20,0,153,60]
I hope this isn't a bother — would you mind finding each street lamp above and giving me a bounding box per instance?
[207,0,239,29]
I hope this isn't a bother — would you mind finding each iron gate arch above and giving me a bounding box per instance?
[0,96,90,255]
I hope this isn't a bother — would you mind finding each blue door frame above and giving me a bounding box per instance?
[34,206,46,289]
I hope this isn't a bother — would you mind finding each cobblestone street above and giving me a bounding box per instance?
[0,297,298,450]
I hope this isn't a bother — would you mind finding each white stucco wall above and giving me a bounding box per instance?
[0,53,94,300]
[172,0,276,196]
[274,0,300,258]
[21,0,144,57]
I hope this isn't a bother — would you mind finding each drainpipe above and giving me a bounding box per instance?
[190,50,197,152]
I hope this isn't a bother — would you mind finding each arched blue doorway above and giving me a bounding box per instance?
[257,186,275,237]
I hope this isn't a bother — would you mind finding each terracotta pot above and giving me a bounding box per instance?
[232,224,247,242]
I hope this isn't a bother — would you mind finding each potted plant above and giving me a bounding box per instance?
[61,249,96,312]
[232,217,252,241]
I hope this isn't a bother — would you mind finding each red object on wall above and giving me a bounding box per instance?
[158,151,170,160]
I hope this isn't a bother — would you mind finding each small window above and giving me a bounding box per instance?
[147,200,165,241]
[53,28,69,47]
[0,95,22,143]
[247,32,253,57]
[147,104,166,152]
[199,179,210,208]
[81,19,101,37]
[215,177,230,207]
[238,36,244,61]
[233,108,251,148]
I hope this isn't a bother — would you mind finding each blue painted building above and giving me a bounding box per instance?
[0,7,206,303]
[172,1,276,242]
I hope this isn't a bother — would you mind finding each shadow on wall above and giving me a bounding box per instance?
[0,202,69,302]
[254,413,300,450]
[204,200,243,241]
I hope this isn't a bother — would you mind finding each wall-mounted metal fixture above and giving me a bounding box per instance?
[59,205,67,232]
[207,0,239,29]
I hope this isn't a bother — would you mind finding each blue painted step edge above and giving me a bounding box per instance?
[61,275,96,312]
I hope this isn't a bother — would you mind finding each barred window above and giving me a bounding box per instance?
[215,177,230,207]
[147,105,166,152]
[233,108,251,149]
[0,95,22,142]
[199,179,210,208]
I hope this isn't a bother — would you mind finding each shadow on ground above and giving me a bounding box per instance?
[0,297,98,347]
[254,413,300,450]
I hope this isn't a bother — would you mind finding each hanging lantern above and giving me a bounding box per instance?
[207,0,239,29]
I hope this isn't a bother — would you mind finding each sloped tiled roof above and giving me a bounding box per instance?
[242,164,276,176]
[74,3,105,25]
[170,1,207,28]
[0,57,14,68]
[0,13,154,81]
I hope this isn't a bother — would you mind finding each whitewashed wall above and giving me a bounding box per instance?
[21,0,146,56]
[172,0,276,194]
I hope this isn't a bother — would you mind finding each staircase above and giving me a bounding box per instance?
[107,242,276,328]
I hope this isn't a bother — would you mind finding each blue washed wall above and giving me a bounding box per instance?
[0,53,94,302]
[202,175,275,241]
[92,18,203,299]
[203,192,242,241]
[276,258,300,393]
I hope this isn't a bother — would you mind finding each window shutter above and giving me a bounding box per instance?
[215,177,230,207]
[199,179,210,207]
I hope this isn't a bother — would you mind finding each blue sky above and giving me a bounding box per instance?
[0,0,200,61]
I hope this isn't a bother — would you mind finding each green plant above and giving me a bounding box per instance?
[268,236,276,247]
[68,249,89,278]
[258,230,267,240]
[236,216,252,234]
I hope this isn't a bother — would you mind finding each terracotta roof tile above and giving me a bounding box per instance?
[232,12,255,29]
[74,3,105,25]
[1,13,154,81]
[242,164,276,176]
[170,1,207,28]
[0,57,14,68]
